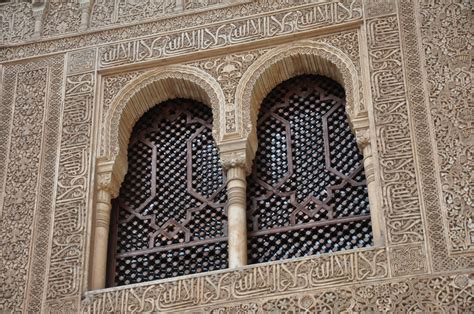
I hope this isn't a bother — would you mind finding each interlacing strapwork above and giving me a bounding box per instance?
[109,99,228,287]
[247,75,373,264]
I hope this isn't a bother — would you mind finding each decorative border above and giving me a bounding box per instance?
[0,0,472,312]
[397,0,473,272]
[0,56,64,312]
[82,247,388,312]
[0,1,363,63]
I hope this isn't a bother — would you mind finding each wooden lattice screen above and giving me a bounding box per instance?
[247,75,373,264]
[108,99,228,287]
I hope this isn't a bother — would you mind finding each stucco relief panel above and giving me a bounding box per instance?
[44,50,96,310]
[419,0,473,255]
[366,15,425,247]
[0,56,64,312]
[82,248,389,312]
[42,0,83,36]
[0,0,471,312]
[0,2,35,45]
[90,0,249,29]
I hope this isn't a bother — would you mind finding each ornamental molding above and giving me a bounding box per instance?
[0,0,472,312]
[0,0,363,62]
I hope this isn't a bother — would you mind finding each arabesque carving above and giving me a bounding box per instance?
[90,0,246,29]
[82,248,388,312]
[398,0,473,272]
[419,0,473,255]
[202,274,473,313]
[42,0,83,36]
[0,0,364,62]
[0,0,472,312]
[366,14,425,246]
[0,1,35,44]
[0,56,64,312]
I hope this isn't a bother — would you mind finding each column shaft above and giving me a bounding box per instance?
[90,189,112,290]
[226,167,248,268]
[363,144,384,247]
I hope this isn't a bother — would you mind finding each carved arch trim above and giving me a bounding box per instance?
[235,40,366,158]
[99,65,226,197]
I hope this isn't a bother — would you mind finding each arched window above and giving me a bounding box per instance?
[107,98,228,287]
[247,75,373,264]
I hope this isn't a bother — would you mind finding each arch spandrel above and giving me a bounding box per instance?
[98,65,226,196]
[235,41,366,161]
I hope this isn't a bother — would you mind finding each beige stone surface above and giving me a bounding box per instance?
[0,0,472,312]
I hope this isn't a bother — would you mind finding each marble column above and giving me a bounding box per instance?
[90,189,112,290]
[226,166,248,268]
[358,133,384,247]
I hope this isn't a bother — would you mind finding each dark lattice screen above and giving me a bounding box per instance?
[108,98,228,287]
[247,75,373,264]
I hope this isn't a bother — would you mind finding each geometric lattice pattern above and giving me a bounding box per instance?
[247,75,373,264]
[109,99,228,286]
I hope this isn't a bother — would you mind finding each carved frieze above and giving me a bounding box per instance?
[82,248,388,312]
[0,1,364,63]
[97,1,363,69]
[82,272,474,313]
[202,274,473,313]
[42,1,82,36]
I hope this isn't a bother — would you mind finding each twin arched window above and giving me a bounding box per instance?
[107,75,373,287]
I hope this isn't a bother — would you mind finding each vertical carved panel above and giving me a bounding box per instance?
[398,0,473,271]
[418,0,473,255]
[366,15,424,245]
[25,56,65,313]
[45,52,96,308]
[0,56,64,312]
[90,0,237,29]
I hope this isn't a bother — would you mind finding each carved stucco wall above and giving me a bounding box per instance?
[0,0,472,312]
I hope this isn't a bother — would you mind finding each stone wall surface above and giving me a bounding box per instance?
[0,0,472,312]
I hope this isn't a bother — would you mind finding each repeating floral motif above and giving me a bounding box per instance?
[90,0,241,28]
[0,56,64,312]
[398,0,473,272]
[0,0,362,61]
[0,0,472,312]
[42,0,82,36]
[419,0,473,254]
[0,1,34,44]
[194,51,269,133]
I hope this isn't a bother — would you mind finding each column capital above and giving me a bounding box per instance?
[219,139,253,175]
[96,158,121,198]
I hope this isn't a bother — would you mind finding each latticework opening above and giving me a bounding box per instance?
[108,98,228,287]
[247,75,373,264]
